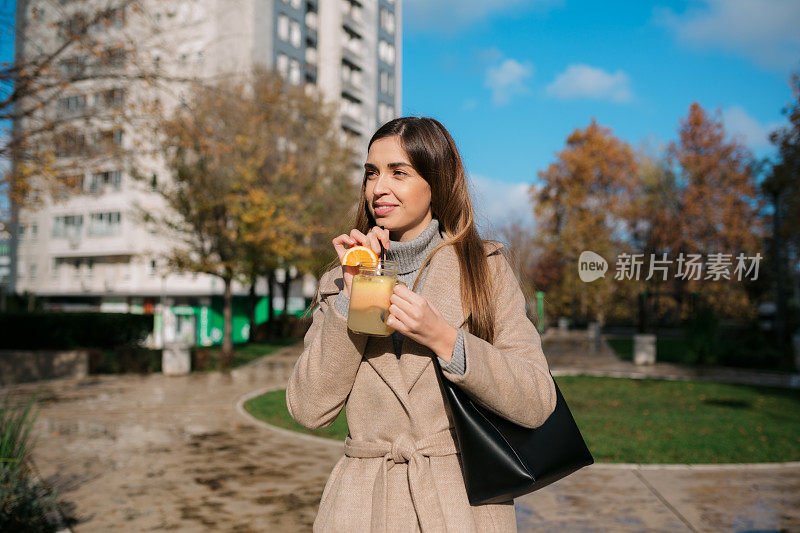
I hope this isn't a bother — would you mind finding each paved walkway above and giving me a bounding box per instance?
[3,338,799,532]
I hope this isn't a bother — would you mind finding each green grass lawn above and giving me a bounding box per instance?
[197,338,301,370]
[244,375,800,464]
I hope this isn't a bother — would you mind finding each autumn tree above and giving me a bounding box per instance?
[143,68,356,364]
[532,119,639,325]
[667,103,765,319]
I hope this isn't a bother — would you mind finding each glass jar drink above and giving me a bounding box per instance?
[348,260,398,336]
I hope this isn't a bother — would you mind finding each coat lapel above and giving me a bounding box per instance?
[363,336,414,414]
[317,264,414,414]
[399,244,464,393]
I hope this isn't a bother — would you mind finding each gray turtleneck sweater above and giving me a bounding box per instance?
[333,218,467,375]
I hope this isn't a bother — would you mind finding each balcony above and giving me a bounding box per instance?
[341,40,364,67]
[305,10,318,31]
[305,47,317,65]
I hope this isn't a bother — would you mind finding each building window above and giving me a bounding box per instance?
[380,70,394,95]
[341,95,362,121]
[56,130,87,157]
[94,87,125,108]
[59,56,87,77]
[290,20,301,48]
[57,94,87,116]
[89,170,122,194]
[379,102,395,124]
[100,46,126,68]
[277,53,289,78]
[378,40,395,65]
[52,215,84,238]
[342,61,362,87]
[58,13,87,40]
[59,174,84,197]
[93,129,124,149]
[18,224,25,240]
[31,223,38,241]
[278,14,290,42]
[380,8,395,33]
[30,263,37,280]
[88,212,122,237]
[289,58,301,84]
[342,0,363,22]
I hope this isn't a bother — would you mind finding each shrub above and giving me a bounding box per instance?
[0,389,62,532]
[0,464,61,532]
[0,312,154,350]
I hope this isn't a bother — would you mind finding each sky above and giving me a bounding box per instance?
[400,0,800,235]
[1,1,799,236]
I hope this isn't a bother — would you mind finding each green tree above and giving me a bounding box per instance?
[763,72,800,352]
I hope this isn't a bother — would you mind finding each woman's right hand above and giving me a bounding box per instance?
[332,227,390,298]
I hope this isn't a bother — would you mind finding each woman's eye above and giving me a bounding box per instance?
[393,170,406,176]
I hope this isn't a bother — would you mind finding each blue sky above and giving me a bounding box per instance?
[2,1,799,235]
[401,0,800,233]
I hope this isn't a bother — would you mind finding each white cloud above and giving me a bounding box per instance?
[722,105,782,149]
[486,58,534,106]
[468,174,537,236]
[546,64,633,103]
[462,98,477,111]
[654,0,800,70]
[404,0,559,33]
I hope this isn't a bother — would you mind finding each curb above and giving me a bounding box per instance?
[234,386,800,470]
[234,385,343,448]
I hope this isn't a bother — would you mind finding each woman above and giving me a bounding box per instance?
[286,117,557,532]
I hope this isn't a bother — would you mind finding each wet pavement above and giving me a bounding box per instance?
[4,338,800,532]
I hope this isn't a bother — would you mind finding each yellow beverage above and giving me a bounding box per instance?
[348,273,397,336]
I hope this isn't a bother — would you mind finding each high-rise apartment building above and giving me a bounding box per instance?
[11,0,401,345]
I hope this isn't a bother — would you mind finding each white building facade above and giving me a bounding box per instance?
[11,0,401,344]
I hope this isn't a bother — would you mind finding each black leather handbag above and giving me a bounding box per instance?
[433,360,594,505]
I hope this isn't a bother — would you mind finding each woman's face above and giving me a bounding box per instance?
[364,135,433,242]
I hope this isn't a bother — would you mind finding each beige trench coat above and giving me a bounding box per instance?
[286,239,557,532]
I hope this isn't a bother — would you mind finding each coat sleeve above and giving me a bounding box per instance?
[285,272,368,429]
[441,252,557,429]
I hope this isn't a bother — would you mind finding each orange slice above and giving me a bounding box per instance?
[342,245,378,267]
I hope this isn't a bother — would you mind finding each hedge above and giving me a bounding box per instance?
[0,313,154,350]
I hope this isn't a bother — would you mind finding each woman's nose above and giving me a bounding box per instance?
[373,173,390,194]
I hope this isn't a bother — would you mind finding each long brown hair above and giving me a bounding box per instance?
[351,117,498,343]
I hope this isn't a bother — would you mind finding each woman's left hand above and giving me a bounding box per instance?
[386,284,459,362]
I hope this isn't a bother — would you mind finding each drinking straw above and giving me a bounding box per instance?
[379,226,386,263]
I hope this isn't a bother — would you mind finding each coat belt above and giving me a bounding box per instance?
[344,428,459,532]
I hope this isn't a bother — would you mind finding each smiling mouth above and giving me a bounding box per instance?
[374,205,397,216]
